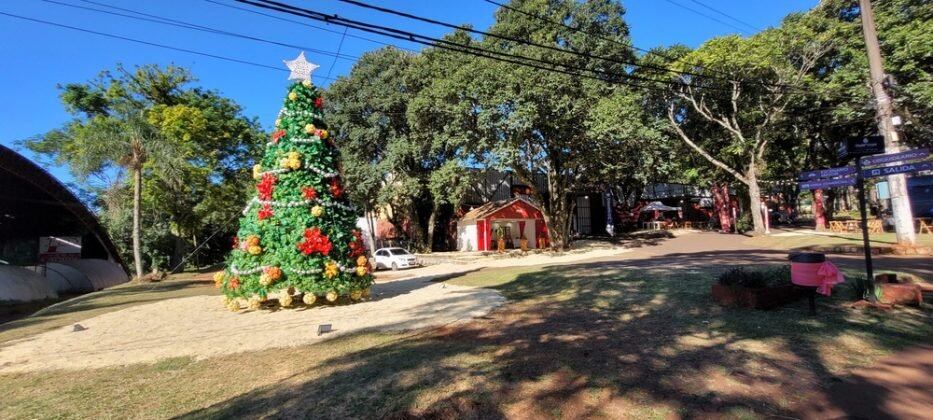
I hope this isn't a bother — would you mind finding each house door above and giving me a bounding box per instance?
[575,196,591,235]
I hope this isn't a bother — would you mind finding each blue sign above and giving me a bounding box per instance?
[860,148,929,167]
[798,166,856,181]
[799,177,857,190]
[862,160,933,179]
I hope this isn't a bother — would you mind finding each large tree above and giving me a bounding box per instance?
[666,17,833,234]
[25,65,262,276]
[473,0,640,249]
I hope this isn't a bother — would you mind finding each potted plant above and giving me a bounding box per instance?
[495,225,505,253]
[711,267,801,309]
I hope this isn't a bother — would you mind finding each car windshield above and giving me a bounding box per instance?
[389,248,410,256]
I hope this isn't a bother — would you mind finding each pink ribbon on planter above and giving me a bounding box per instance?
[815,261,844,296]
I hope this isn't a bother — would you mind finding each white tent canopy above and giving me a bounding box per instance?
[641,201,681,212]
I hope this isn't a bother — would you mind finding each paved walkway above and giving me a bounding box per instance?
[573,231,933,277]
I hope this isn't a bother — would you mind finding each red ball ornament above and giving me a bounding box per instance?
[314,96,324,109]
[270,129,287,144]
[257,174,277,200]
[330,179,343,198]
[348,230,366,257]
[297,227,333,256]
[258,203,274,220]
[232,236,240,249]
[302,186,318,200]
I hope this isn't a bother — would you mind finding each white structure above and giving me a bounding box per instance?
[0,265,58,303]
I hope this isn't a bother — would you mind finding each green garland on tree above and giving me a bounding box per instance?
[214,59,373,311]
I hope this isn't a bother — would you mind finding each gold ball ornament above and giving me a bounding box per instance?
[325,290,339,303]
[304,123,316,134]
[311,205,324,217]
[252,164,262,180]
[302,293,317,305]
[247,245,262,255]
[280,293,293,307]
[318,129,328,139]
[324,261,339,278]
[356,256,368,267]
[226,299,240,312]
[248,297,262,310]
[302,79,312,87]
[349,289,363,301]
[213,271,226,287]
[356,265,368,276]
[288,91,298,101]
[259,273,273,286]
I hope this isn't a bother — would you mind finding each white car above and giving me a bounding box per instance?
[373,247,419,271]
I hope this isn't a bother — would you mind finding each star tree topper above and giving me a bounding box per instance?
[284,51,319,82]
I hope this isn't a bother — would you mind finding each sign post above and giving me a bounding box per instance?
[854,159,874,283]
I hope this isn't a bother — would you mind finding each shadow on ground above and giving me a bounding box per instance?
[182,251,931,418]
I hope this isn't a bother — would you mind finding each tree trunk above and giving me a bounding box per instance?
[132,166,144,280]
[425,204,439,253]
[544,170,571,251]
[712,182,733,232]
[813,189,827,230]
[407,206,425,251]
[746,165,766,235]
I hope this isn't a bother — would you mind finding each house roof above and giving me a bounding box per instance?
[460,197,542,222]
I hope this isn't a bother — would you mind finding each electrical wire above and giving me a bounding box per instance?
[0,11,320,77]
[203,0,420,53]
[661,0,753,35]
[237,0,717,93]
[39,0,358,61]
[684,0,763,33]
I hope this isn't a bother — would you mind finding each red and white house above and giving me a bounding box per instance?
[456,197,548,251]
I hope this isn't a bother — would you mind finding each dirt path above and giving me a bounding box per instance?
[0,277,504,372]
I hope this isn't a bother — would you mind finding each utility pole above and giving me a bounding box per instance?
[858,0,916,246]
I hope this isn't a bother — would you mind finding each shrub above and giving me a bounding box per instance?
[718,266,791,289]
[850,275,884,301]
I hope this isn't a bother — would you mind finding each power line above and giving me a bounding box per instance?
[202,0,420,54]
[326,27,349,80]
[39,0,358,61]
[684,0,762,33]
[661,0,753,35]
[479,0,793,92]
[335,0,733,86]
[0,11,315,76]
[237,0,709,93]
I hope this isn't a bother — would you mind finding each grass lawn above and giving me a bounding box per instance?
[745,230,933,250]
[1,258,929,418]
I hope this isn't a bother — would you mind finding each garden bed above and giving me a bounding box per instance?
[711,266,802,309]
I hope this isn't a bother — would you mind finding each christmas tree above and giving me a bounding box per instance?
[214,52,373,311]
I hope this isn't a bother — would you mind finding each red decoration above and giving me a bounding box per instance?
[257,174,277,200]
[302,186,318,200]
[258,203,274,220]
[270,129,287,144]
[330,178,343,198]
[348,230,366,257]
[314,96,324,109]
[232,236,239,249]
[297,227,333,256]
[229,277,240,290]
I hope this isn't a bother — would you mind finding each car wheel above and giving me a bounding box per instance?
[391,262,398,271]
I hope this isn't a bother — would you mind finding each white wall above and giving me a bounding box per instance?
[457,222,477,251]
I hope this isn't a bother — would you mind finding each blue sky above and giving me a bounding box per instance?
[0,0,816,186]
